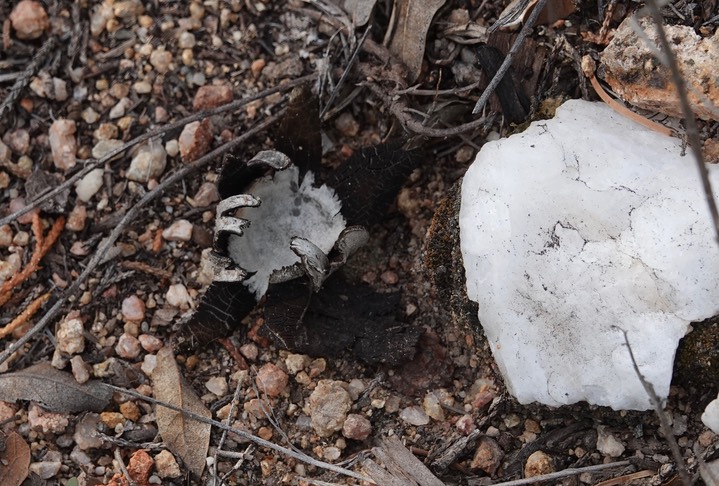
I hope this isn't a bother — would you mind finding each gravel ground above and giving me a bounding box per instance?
[1,0,718,485]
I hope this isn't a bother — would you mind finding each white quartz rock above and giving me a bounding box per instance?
[459,100,719,410]
[702,394,719,434]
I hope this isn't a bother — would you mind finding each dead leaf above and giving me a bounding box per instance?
[0,432,31,486]
[0,362,112,412]
[388,0,447,82]
[338,0,377,26]
[152,347,211,478]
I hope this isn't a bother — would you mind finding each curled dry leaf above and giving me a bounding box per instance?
[388,0,447,82]
[0,432,31,486]
[152,347,211,478]
[338,0,377,26]
[0,362,112,412]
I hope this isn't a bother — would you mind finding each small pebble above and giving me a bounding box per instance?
[126,142,167,182]
[29,460,62,480]
[285,353,311,375]
[178,31,196,49]
[154,450,181,478]
[122,295,146,322]
[179,119,213,163]
[133,80,152,94]
[120,401,141,422]
[192,84,233,110]
[206,376,228,396]
[309,380,352,437]
[72,413,103,451]
[0,225,13,247]
[138,334,163,353]
[596,426,625,457]
[165,139,179,157]
[141,354,157,376]
[255,363,288,397]
[150,49,173,74]
[423,391,444,421]
[380,270,398,285]
[109,97,132,119]
[56,314,85,355]
[192,182,219,207]
[116,333,142,359]
[471,436,504,475]
[10,0,49,40]
[100,411,125,428]
[70,355,90,384]
[162,219,193,242]
[342,414,372,441]
[94,123,118,141]
[49,119,77,171]
[165,283,193,310]
[92,139,123,160]
[456,414,476,435]
[399,406,430,426]
[524,450,554,477]
[239,343,258,361]
[75,168,104,202]
[28,403,68,434]
[82,107,100,124]
[4,129,30,154]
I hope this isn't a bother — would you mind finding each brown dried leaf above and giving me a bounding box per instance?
[0,362,112,412]
[388,0,447,82]
[0,432,31,486]
[152,347,211,478]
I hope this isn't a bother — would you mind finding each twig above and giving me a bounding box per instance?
[618,328,691,486]
[640,1,719,246]
[0,36,58,122]
[212,381,244,483]
[0,292,50,339]
[320,25,371,119]
[0,213,65,307]
[471,0,549,115]
[102,384,376,484]
[363,77,490,138]
[119,261,172,281]
[0,74,317,228]
[0,111,285,368]
[113,448,138,486]
[481,460,632,485]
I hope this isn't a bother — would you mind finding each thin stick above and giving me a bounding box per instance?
[618,328,691,486]
[471,0,549,114]
[0,214,65,307]
[320,26,371,119]
[485,460,632,486]
[102,384,376,484]
[641,1,719,246]
[0,74,317,228]
[0,292,50,339]
[212,381,244,482]
[113,448,138,486]
[0,111,285,367]
[0,36,57,121]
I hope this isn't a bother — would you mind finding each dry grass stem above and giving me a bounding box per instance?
[0,213,65,307]
[0,292,51,339]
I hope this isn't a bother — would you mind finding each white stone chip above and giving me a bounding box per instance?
[459,100,719,410]
[75,168,104,202]
[702,394,719,434]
